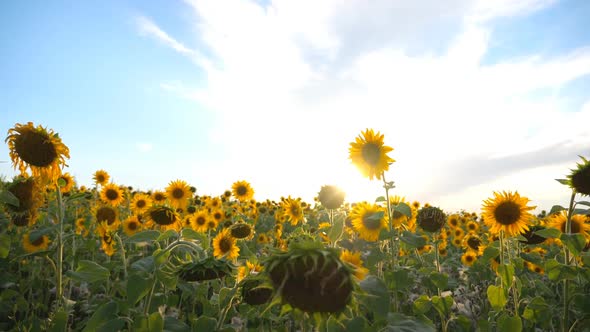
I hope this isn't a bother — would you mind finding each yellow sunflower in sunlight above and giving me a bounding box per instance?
[548,211,590,240]
[462,233,483,252]
[482,191,535,237]
[23,232,50,253]
[232,180,254,202]
[349,202,387,242]
[6,122,70,183]
[130,193,152,215]
[123,215,142,236]
[96,221,117,256]
[281,196,304,226]
[191,209,210,233]
[461,251,477,267]
[212,228,240,260]
[166,179,192,210]
[145,205,180,231]
[340,250,369,280]
[75,217,89,237]
[93,169,110,186]
[348,128,394,180]
[100,183,125,207]
[58,172,75,193]
[388,195,416,230]
[152,190,167,203]
[93,204,119,227]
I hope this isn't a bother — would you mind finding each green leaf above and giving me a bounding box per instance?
[344,317,365,331]
[127,274,152,305]
[534,227,561,239]
[218,287,236,309]
[497,313,522,332]
[560,233,586,256]
[164,317,190,332]
[366,210,385,221]
[29,226,56,243]
[326,316,345,332]
[131,256,155,273]
[127,230,161,243]
[545,259,578,281]
[375,196,386,202]
[328,216,344,243]
[57,178,66,187]
[0,234,10,259]
[359,275,389,318]
[520,252,544,266]
[400,230,427,249]
[48,310,68,332]
[386,269,412,291]
[581,252,590,267]
[96,319,126,332]
[153,249,171,266]
[157,229,178,242]
[156,269,177,290]
[548,205,567,215]
[378,228,395,241]
[497,264,514,290]
[522,297,549,323]
[148,312,164,332]
[481,246,500,263]
[82,301,118,332]
[413,295,432,315]
[0,190,19,207]
[555,179,570,185]
[67,260,110,283]
[394,202,413,218]
[429,272,448,290]
[431,295,453,317]
[576,201,590,207]
[385,313,436,332]
[193,316,216,332]
[477,319,491,332]
[181,229,206,242]
[487,285,507,311]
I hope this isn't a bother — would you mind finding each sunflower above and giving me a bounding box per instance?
[212,228,240,260]
[548,211,590,240]
[317,185,345,210]
[349,202,387,242]
[123,216,142,236]
[416,206,446,233]
[348,128,394,180]
[257,233,270,245]
[93,204,119,227]
[211,209,225,225]
[100,183,125,207]
[191,209,210,233]
[145,205,180,231]
[93,169,110,186]
[567,156,590,196]
[130,193,152,214]
[340,250,368,280]
[6,122,70,183]
[231,180,254,202]
[166,180,192,210]
[230,222,254,240]
[447,214,460,228]
[466,220,479,232]
[22,232,50,253]
[58,172,75,193]
[75,217,89,237]
[388,196,416,230]
[461,251,477,267]
[281,196,304,226]
[482,191,535,237]
[6,176,43,214]
[96,222,117,256]
[152,191,167,203]
[237,260,264,282]
[463,233,483,252]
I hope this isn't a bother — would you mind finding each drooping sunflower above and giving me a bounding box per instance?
[231,180,254,202]
[340,250,368,280]
[93,169,110,186]
[100,183,125,207]
[6,176,43,214]
[349,202,387,242]
[482,191,535,237]
[93,204,119,227]
[548,211,590,240]
[281,196,304,226]
[566,156,590,196]
[130,193,152,215]
[123,215,142,236]
[58,172,75,193]
[6,122,70,183]
[22,232,50,253]
[230,222,254,240]
[166,180,192,210]
[145,205,180,231]
[212,228,240,260]
[348,128,394,180]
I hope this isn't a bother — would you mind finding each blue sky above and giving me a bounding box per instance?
[1,0,589,212]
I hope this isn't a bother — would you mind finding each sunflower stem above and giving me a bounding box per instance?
[55,184,65,310]
[114,233,128,280]
[562,189,576,332]
[499,230,505,267]
[434,236,442,297]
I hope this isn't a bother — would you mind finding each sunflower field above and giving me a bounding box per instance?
[1,122,590,332]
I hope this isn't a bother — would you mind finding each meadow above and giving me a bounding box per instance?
[1,122,589,331]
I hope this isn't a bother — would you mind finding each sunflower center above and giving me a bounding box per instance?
[219,237,232,253]
[290,205,301,217]
[562,220,581,234]
[172,188,185,199]
[493,201,521,225]
[361,143,381,166]
[362,214,382,230]
[14,130,58,167]
[96,175,106,183]
[150,208,176,225]
[214,212,222,221]
[31,236,45,246]
[96,207,117,225]
[208,221,216,229]
[236,186,248,196]
[136,200,146,208]
[467,237,481,250]
[466,255,474,263]
[128,221,138,230]
[106,189,119,201]
[196,216,206,225]
[9,180,35,212]
[154,193,165,201]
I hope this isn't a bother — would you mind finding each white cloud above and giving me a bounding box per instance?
[136,0,590,212]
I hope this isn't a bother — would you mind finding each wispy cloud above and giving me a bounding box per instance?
[135,0,589,211]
